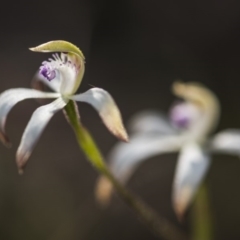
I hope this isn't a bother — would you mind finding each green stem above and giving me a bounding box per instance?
[191,182,214,240]
[64,100,188,240]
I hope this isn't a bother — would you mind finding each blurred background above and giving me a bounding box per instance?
[0,0,240,239]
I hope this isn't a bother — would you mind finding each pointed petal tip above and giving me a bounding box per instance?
[16,150,30,173]
[172,187,191,222]
[29,41,85,59]
[0,132,12,148]
[29,46,44,52]
[116,129,129,142]
[102,113,128,142]
[122,129,129,142]
[124,136,129,143]
[103,120,129,142]
[18,168,24,175]
[95,176,113,207]
[173,202,186,223]
[29,46,49,53]
[71,88,128,142]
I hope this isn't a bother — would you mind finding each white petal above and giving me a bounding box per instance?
[109,134,183,181]
[95,134,183,204]
[71,88,128,141]
[127,111,177,135]
[172,142,210,218]
[210,129,240,156]
[0,88,60,146]
[16,97,67,173]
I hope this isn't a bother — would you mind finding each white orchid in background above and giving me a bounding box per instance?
[96,81,240,218]
[0,40,128,173]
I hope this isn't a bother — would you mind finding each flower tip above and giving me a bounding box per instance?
[16,150,30,173]
[0,132,12,148]
[95,176,113,207]
[172,189,190,222]
[29,46,45,52]
[118,129,129,142]
[18,168,24,175]
[29,46,48,53]
[29,47,36,52]
[172,81,187,96]
[173,202,186,223]
[28,41,85,59]
[104,115,128,142]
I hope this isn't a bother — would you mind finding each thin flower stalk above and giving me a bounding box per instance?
[191,182,214,240]
[64,100,188,240]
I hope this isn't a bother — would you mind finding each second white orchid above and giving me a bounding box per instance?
[0,40,128,173]
[96,81,240,218]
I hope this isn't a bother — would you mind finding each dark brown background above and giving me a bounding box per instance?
[0,0,240,239]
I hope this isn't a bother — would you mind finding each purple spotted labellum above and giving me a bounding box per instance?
[40,64,56,81]
[170,103,191,129]
[169,102,202,130]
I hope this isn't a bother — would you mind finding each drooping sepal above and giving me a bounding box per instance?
[0,88,60,147]
[95,134,183,204]
[16,97,67,174]
[172,142,210,220]
[71,88,129,142]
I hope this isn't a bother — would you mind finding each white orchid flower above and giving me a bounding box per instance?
[96,81,240,218]
[0,40,128,173]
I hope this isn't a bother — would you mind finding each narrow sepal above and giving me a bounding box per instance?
[210,129,240,156]
[127,111,176,135]
[0,88,59,147]
[71,88,128,142]
[172,142,210,219]
[16,97,67,173]
[95,134,182,203]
